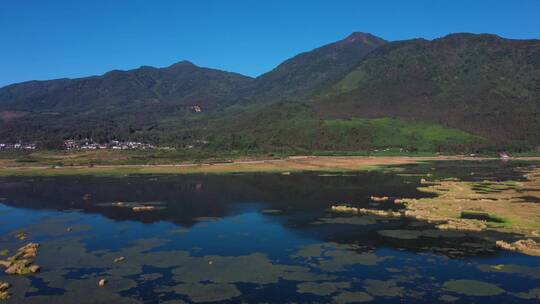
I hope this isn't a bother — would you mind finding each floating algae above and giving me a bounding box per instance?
[438,294,460,302]
[170,252,331,284]
[318,249,387,272]
[512,288,540,300]
[296,281,350,296]
[293,243,326,259]
[443,279,504,296]
[164,283,241,303]
[478,264,540,279]
[292,242,388,272]
[332,291,374,303]
[363,279,404,297]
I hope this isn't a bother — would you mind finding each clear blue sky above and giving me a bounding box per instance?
[1,0,539,87]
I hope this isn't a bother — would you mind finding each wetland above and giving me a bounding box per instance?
[0,160,540,303]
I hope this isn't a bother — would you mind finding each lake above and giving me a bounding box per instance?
[0,161,539,303]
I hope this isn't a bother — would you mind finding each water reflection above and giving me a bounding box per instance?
[0,171,430,226]
[0,161,539,303]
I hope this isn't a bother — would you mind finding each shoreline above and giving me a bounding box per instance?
[1,154,540,255]
[0,155,535,176]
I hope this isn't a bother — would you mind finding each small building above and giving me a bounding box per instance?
[188,105,202,113]
[498,151,510,159]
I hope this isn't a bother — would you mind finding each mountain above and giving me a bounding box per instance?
[1,32,539,152]
[245,32,387,101]
[0,60,252,113]
[314,33,540,145]
[0,61,253,143]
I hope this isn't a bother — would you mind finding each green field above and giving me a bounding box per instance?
[323,117,485,152]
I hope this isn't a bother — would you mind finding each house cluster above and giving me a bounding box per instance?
[188,105,202,113]
[0,142,37,150]
[109,140,157,150]
[64,139,157,150]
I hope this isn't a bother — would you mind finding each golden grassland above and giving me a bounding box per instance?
[332,165,540,255]
[0,155,500,177]
[402,175,540,236]
[401,168,540,255]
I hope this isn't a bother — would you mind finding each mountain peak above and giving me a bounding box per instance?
[251,31,387,100]
[436,32,505,43]
[167,60,196,69]
[346,32,375,41]
[343,32,386,45]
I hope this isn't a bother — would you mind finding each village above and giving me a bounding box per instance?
[0,139,162,151]
[63,139,159,150]
[0,143,37,151]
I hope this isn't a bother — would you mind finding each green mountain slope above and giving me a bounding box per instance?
[190,102,485,154]
[1,32,539,153]
[245,32,386,101]
[0,61,253,142]
[0,61,252,112]
[314,33,540,146]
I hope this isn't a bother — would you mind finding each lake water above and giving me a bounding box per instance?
[0,161,539,303]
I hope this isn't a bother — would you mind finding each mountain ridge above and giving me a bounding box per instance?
[0,59,253,112]
[3,32,538,90]
[314,32,540,144]
[1,32,539,152]
[246,32,387,101]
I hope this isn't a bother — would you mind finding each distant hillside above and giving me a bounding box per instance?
[0,60,252,112]
[314,33,540,146]
[0,61,252,143]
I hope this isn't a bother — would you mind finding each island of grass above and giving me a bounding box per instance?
[332,164,540,255]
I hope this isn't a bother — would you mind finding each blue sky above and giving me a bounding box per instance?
[1,0,539,87]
